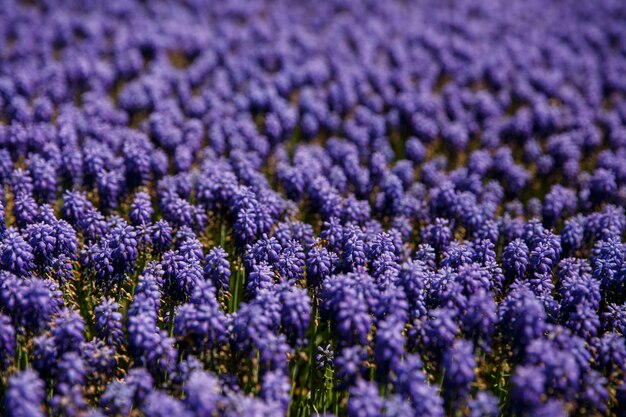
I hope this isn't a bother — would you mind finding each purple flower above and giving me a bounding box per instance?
[468,391,499,417]
[162,252,203,302]
[244,235,282,271]
[275,240,305,281]
[316,344,334,369]
[260,370,290,412]
[340,225,368,272]
[335,345,368,388]
[0,228,34,276]
[0,1,624,415]
[320,274,374,346]
[130,191,154,226]
[305,242,337,289]
[579,370,608,414]
[589,168,617,204]
[108,223,139,278]
[18,278,64,333]
[411,113,438,144]
[5,369,46,417]
[393,353,427,394]
[395,260,428,320]
[0,200,6,238]
[558,259,600,339]
[528,242,557,295]
[320,217,344,253]
[230,291,282,356]
[51,382,88,417]
[204,246,231,294]
[128,315,177,376]
[404,380,445,417]
[101,368,153,415]
[174,280,227,350]
[176,231,203,263]
[533,400,567,417]
[502,239,529,281]
[384,395,414,417]
[442,121,469,151]
[510,365,546,413]
[32,334,57,379]
[419,308,459,357]
[81,339,116,377]
[442,339,476,402]
[273,220,315,250]
[256,332,292,374]
[11,169,34,199]
[405,137,426,164]
[603,303,626,334]
[440,242,474,270]
[52,308,86,355]
[14,194,39,231]
[184,370,221,417]
[246,262,276,297]
[593,238,626,303]
[460,290,497,349]
[97,169,124,211]
[57,351,86,386]
[143,391,192,417]
[150,220,173,254]
[27,155,57,203]
[25,222,56,268]
[231,208,259,249]
[415,244,437,271]
[347,380,384,417]
[172,356,203,386]
[374,316,405,381]
[0,313,15,369]
[595,332,626,379]
[278,285,311,347]
[95,298,124,347]
[421,218,452,255]
[81,210,109,244]
[54,220,79,261]
[561,215,584,256]
[498,285,547,357]
[542,185,577,227]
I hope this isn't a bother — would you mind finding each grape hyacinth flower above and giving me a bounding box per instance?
[5,369,46,417]
[0,0,624,415]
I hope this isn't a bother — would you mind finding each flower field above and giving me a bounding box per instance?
[0,0,626,416]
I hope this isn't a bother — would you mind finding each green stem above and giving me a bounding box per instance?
[333,378,339,416]
[168,304,176,337]
[220,223,226,248]
[228,263,243,313]
[235,264,241,309]
[289,362,300,417]
[15,336,28,370]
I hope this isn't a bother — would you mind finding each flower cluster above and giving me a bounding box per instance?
[1,0,626,416]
